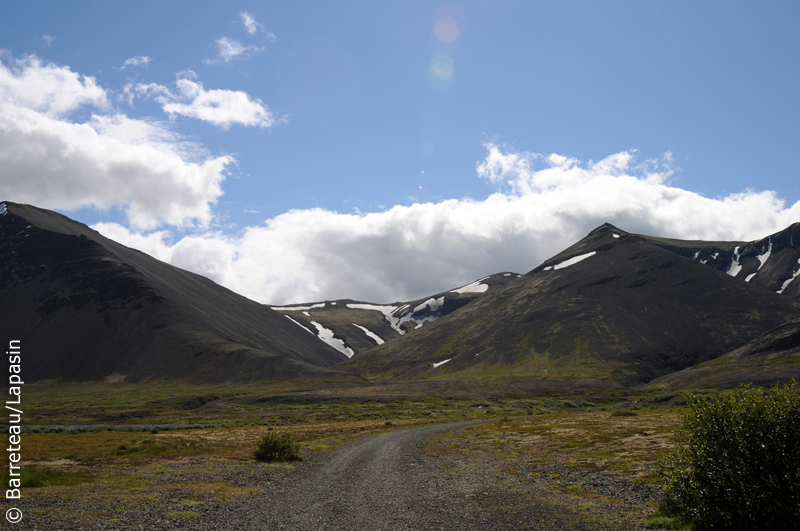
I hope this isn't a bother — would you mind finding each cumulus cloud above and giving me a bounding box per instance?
[94,143,800,305]
[137,71,280,129]
[0,54,233,229]
[207,37,264,64]
[119,55,151,70]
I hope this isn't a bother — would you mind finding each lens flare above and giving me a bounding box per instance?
[433,15,459,43]
[429,54,454,79]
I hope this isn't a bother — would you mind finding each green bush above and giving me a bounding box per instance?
[254,431,301,463]
[610,409,638,417]
[657,382,800,530]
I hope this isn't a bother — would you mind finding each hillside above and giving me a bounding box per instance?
[644,222,800,299]
[0,202,354,383]
[270,272,522,358]
[343,224,800,385]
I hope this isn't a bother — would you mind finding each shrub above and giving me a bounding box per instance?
[657,382,800,530]
[610,409,638,417]
[254,432,301,463]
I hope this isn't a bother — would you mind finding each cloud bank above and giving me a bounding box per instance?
[0,54,233,229]
[95,143,800,306]
[3,55,799,307]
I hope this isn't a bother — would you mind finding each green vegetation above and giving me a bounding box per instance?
[610,409,638,417]
[254,432,301,463]
[0,466,93,488]
[657,382,800,530]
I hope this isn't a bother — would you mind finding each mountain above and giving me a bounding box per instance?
[646,317,800,390]
[643,222,800,300]
[343,224,800,385]
[0,202,354,383]
[270,272,522,359]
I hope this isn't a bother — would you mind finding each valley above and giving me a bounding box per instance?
[2,201,800,529]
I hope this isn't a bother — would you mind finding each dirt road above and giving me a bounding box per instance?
[202,421,509,530]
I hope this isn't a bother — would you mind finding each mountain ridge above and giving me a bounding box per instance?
[0,201,355,383]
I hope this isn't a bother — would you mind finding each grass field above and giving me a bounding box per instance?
[4,379,692,528]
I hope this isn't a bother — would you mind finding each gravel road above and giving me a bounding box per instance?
[199,421,508,531]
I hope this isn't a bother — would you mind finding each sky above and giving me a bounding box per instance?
[1,1,800,305]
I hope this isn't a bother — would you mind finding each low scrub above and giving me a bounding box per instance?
[610,409,638,417]
[657,382,800,530]
[254,432,301,463]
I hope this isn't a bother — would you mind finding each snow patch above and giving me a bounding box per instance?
[553,251,597,270]
[613,233,620,239]
[346,302,441,334]
[284,315,314,334]
[451,277,490,294]
[756,238,772,270]
[414,296,444,313]
[777,258,800,294]
[504,273,511,276]
[352,324,384,345]
[310,321,354,358]
[432,359,451,368]
[726,246,743,277]
[346,304,406,334]
[745,273,757,282]
[543,266,553,271]
[272,303,325,311]
[0,203,7,216]
[303,311,310,317]
[712,252,719,259]
[693,251,700,260]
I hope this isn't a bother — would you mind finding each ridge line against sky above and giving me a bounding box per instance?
[1,2,799,305]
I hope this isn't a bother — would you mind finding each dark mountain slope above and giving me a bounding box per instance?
[646,317,800,390]
[0,202,351,383]
[344,224,800,385]
[271,272,523,358]
[644,222,800,299]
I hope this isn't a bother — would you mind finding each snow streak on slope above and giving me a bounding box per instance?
[352,323,384,345]
[545,251,598,271]
[347,302,441,334]
[450,278,489,294]
[414,297,444,313]
[778,258,800,294]
[284,314,314,334]
[432,359,451,368]
[272,303,326,311]
[346,304,405,333]
[0,203,7,216]
[756,238,773,270]
[727,246,744,277]
[310,321,354,358]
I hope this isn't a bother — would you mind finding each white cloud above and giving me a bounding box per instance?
[119,56,151,70]
[241,12,276,41]
[95,143,800,306]
[39,35,54,48]
[136,72,280,130]
[207,37,264,64]
[0,54,233,230]
[0,54,108,116]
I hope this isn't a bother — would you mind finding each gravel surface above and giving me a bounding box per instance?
[189,421,511,531]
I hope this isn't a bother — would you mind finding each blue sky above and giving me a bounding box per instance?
[2,1,800,304]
